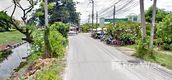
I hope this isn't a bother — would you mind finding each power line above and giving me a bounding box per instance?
[101,0,136,17]
[3,4,14,11]
[99,0,139,18]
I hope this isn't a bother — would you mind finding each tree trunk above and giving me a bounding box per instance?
[139,0,146,41]
[150,0,157,49]
[22,33,33,43]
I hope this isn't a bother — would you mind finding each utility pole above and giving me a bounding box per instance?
[96,11,98,32]
[44,0,52,58]
[150,0,157,49]
[44,0,48,27]
[113,5,116,27]
[139,0,146,41]
[88,14,90,23]
[91,0,94,30]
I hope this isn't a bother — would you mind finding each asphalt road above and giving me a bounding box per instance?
[64,33,172,80]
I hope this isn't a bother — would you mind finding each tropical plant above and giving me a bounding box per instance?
[49,22,69,38]
[157,14,172,50]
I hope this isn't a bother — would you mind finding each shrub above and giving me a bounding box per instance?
[156,14,172,50]
[32,22,68,58]
[50,22,69,38]
[161,44,172,51]
[81,23,91,32]
[106,21,139,45]
[135,39,155,60]
[49,30,66,58]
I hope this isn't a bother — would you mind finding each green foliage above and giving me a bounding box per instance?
[0,11,12,32]
[0,51,12,62]
[135,39,155,60]
[35,60,64,80]
[32,30,44,52]
[50,22,69,38]
[49,30,66,58]
[106,21,139,45]
[35,0,80,25]
[32,22,68,58]
[157,14,172,43]
[161,44,172,51]
[81,23,91,32]
[145,6,169,23]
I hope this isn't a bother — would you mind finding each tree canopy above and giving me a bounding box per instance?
[145,6,169,23]
[35,0,80,26]
[0,11,13,31]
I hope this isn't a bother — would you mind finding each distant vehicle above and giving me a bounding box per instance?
[68,26,77,36]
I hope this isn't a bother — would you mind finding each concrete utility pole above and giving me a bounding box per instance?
[91,0,94,30]
[96,11,98,32]
[88,14,90,23]
[139,0,146,41]
[44,0,52,58]
[113,5,116,27]
[44,0,48,27]
[150,0,157,49]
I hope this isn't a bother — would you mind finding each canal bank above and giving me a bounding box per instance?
[0,43,30,80]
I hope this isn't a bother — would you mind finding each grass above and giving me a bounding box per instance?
[35,60,64,80]
[144,52,172,69]
[124,44,172,69]
[15,51,65,80]
[0,31,24,45]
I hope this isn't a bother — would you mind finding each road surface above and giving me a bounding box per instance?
[64,33,172,80]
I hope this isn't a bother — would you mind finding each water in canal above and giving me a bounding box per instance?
[0,43,30,80]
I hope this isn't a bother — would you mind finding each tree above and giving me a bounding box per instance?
[145,6,168,23]
[35,0,80,25]
[157,14,172,43]
[0,11,12,31]
[10,0,37,43]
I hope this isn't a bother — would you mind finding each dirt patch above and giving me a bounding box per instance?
[0,42,15,51]
[10,58,55,80]
[116,47,135,56]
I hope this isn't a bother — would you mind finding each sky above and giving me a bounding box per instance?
[0,0,172,24]
[73,0,172,24]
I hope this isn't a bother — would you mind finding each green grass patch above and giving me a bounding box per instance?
[145,53,172,69]
[0,31,24,45]
[35,60,64,80]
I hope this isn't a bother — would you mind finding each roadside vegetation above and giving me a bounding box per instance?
[81,6,172,69]
[0,0,79,80]
[0,31,24,45]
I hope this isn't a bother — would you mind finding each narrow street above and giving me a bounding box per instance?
[64,33,172,80]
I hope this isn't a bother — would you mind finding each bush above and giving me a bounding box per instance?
[161,44,172,51]
[32,22,68,58]
[50,22,69,38]
[81,23,91,32]
[49,30,66,58]
[156,14,172,50]
[135,39,155,60]
[106,21,139,45]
